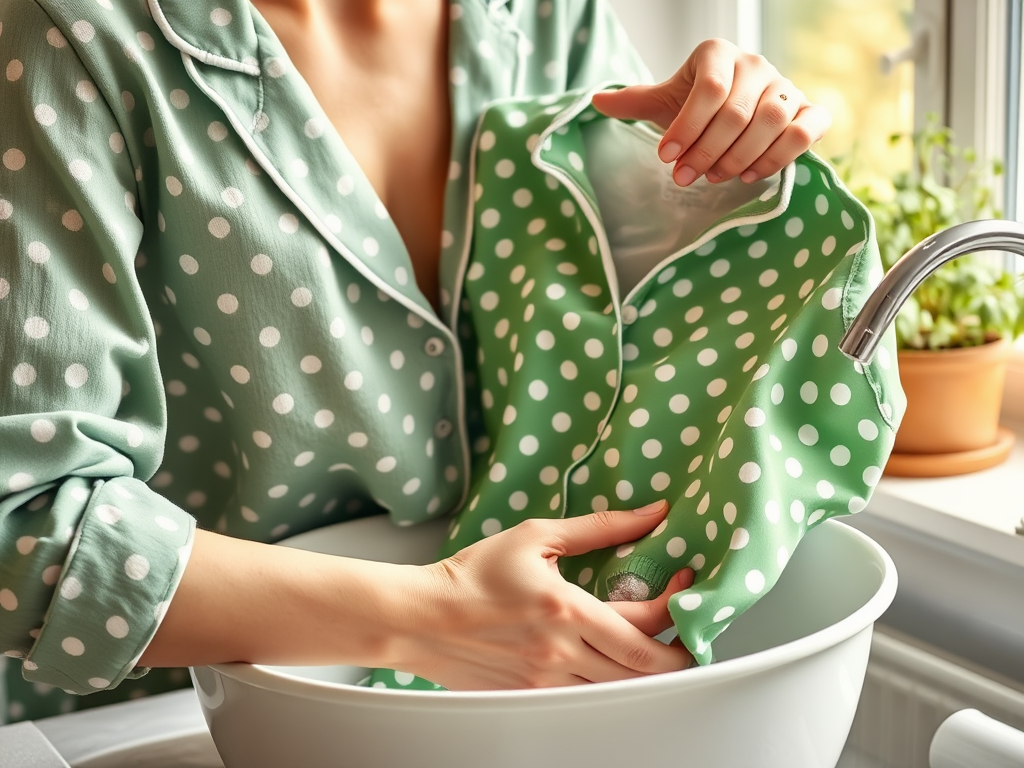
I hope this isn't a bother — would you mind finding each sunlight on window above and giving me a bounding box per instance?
[762,0,916,187]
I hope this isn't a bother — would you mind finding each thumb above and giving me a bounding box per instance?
[591,85,684,131]
[548,501,669,557]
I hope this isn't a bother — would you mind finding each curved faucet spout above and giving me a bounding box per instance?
[839,219,1024,364]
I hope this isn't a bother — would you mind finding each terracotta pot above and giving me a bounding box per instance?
[893,337,1012,455]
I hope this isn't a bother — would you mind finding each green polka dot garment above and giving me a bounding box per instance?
[0,0,651,721]
[367,85,905,689]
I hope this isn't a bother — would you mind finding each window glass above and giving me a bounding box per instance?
[762,0,916,187]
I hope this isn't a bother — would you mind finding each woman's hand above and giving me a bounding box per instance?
[391,501,695,690]
[591,38,831,187]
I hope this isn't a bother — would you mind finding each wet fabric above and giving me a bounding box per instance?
[367,85,904,689]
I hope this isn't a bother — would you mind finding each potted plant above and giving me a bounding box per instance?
[843,116,1024,476]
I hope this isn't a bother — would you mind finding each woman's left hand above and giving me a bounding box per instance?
[591,38,831,187]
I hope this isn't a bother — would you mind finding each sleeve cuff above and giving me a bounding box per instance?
[22,478,195,694]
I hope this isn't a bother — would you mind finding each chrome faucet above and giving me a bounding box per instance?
[839,219,1024,538]
[838,219,1024,364]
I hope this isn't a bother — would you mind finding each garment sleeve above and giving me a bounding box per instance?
[0,1,195,695]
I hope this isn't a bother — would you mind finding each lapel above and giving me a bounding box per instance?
[149,0,523,331]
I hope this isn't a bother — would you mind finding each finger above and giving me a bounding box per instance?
[607,569,695,636]
[580,600,693,675]
[740,104,832,183]
[670,62,777,186]
[591,85,685,132]
[573,642,650,684]
[669,636,698,668]
[705,81,804,183]
[656,41,740,166]
[542,502,669,558]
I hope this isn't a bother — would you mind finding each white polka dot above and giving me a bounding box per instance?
[817,480,836,499]
[721,287,742,303]
[858,420,879,441]
[71,20,95,42]
[739,462,761,483]
[642,439,662,459]
[798,424,819,445]
[217,294,238,314]
[292,287,313,306]
[230,365,250,384]
[800,381,818,404]
[713,607,735,623]
[3,148,26,171]
[790,501,806,523]
[831,445,851,466]
[259,327,281,347]
[343,371,363,390]
[697,349,718,366]
[680,426,700,446]
[509,491,529,511]
[615,480,633,500]
[745,570,766,594]
[62,637,85,656]
[629,409,649,428]
[831,383,852,405]
[23,316,49,339]
[210,8,233,25]
[208,217,231,238]
[220,187,244,208]
[676,592,701,611]
[44,28,70,50]
[519,435,539,455]
[277,213,299,234]
[125,554,149,580]
[64,363,88,388]
[744,408,766,427]
[822,288,843,310]
[13,363,37,387]
[33,103,57,126]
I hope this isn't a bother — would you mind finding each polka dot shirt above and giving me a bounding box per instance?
[368,87,904,689]
[0,0,650,721]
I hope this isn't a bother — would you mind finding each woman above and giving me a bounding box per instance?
[0,0,829,721]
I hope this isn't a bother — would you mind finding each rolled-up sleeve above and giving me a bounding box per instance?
[0,1,194,694]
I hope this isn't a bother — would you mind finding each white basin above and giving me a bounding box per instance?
[191,516,897,768]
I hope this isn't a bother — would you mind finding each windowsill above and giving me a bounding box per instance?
[864,416,1024,569]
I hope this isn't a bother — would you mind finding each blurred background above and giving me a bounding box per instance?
[606,0,1015,217]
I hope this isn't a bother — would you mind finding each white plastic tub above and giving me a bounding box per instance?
[191,516,897,768]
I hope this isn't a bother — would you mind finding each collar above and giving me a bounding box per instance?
[148,0,261,75]
[148,0,509,77]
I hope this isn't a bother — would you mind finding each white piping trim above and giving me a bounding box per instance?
[620,161,796,307]
[530,83,626,518]
[448,110,488,334]
[149,0,261,76]
[179,52,472,515]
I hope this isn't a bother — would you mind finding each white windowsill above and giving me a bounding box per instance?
[864,416,1024,569]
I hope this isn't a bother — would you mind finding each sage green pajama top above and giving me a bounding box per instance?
[366,88,904,691]
[0,0,650,721]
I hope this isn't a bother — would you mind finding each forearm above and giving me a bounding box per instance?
[140,528,426,670]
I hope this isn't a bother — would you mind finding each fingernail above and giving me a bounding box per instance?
[740,170,758,183]
[674,165,697,187]
[634,500,667,516]
[659,141,682,163]
[706,170,721,183]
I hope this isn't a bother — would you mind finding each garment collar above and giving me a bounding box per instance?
[148,0,261,75]
[149,0,509,76]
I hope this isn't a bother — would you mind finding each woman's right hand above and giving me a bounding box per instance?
[392,500,695,690]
